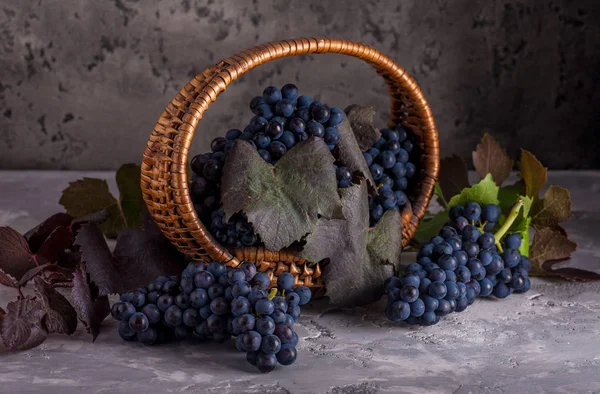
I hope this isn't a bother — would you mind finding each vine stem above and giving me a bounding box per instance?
[268,288,278,300]
[494,199,524,253]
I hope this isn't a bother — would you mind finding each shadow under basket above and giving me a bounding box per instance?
[140,37,440,298]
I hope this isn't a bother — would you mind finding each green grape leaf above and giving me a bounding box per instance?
[335,115,376,191]
[434,183,448,208]
[413,210,450,243]
[503,195,533,256]
[437,155,470,202]
[472,133,514,187]
[531,185,573,229]
[299,181,401,307]
[344,104,380,152]
[498,182,525,212]
[447,174,500,208]
[59,164,144,238]
[519,149,547,199]
[221,138,344,251]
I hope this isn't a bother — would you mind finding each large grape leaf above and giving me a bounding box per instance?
[112,215,185,292]
[298,181,401,307]
[447,174,500,208]
[344,104,380,151]
[472,133,514,187]
[413,210,450,244]
[335,115,376,191]
[498,182,525,212]
[221,138,344,251]
[59,164,144,238]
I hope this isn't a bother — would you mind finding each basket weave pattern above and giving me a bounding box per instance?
[141,37,439,291]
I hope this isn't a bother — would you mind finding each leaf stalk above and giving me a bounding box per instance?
[494,199,524,252]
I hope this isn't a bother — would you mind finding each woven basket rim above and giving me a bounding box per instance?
[140,37,439,283]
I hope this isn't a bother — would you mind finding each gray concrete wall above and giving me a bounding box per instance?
[0,0,598,170]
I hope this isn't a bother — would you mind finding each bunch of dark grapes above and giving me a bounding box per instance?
[362,126,418,226]
[384,201,532,326]
[189,84,345,248]
[110,261,312,373]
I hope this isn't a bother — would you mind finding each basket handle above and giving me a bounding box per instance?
[141,37,439,265]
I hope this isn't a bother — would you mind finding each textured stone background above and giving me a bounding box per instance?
[0,0,598,170]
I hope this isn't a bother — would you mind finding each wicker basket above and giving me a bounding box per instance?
[140,37,439,295]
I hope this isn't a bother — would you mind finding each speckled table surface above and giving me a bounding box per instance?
[0,171,599,394]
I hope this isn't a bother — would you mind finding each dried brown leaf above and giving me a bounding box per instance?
[472,133,513,186]
[519,149,547,199]
[530,226,578,276]
[531,185,573,228]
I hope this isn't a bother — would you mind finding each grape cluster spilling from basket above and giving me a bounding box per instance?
[111,260,311,373]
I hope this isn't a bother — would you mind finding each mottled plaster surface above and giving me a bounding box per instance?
[0,0,598,170]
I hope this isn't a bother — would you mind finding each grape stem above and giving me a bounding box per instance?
[267,288,278,300]
[493,199,524,253]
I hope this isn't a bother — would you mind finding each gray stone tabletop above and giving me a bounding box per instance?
[1,171,599,394]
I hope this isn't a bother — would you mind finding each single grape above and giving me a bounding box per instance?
[504,233,522,250]
[210,297,230,316]
[482,204,501,223]
[242,330,262,352]
[118,321,137,341]
[255,298,275,316]
[231,296,251,316]
[141,304,161,325]
[256,316,276,336]
[285,292,300,306]
[263,86,282,105]
[189,288,209,308]
[194,271,215,289]
[464,202,482,221]
[256,352,278,373]
[128,312,149,333]
[276,344,298,366]
[277,272,295,291]
[311,105,330,123]
[164,305,183,327]
[111,302,136,322]
[261,334,282,355]
[157,294,174,312]
[294,286,312,305]
[410,298,425,317]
